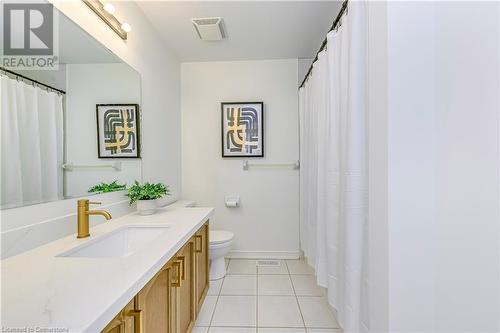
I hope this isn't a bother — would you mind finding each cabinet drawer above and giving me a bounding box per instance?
[194,222,209,314]
[135,261,174,333]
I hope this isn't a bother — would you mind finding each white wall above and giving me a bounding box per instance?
[386,1,499,332]
[181,59,300,258]
[65,63,141,197]
[1,1,181,258]
[367,1,389,332]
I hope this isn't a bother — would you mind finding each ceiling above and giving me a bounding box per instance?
[137,1,342,62]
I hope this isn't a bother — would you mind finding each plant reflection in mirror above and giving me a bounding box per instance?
[88,180,126,193]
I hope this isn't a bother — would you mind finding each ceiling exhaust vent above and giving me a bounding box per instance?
[191,17,226,41]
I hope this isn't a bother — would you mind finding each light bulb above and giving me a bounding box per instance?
[103,2,115,14]
[121,22,131,33]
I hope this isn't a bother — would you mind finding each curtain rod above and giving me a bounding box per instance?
[0,67,66,95]
[299,0,349,89]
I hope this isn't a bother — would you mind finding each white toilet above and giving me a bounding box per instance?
[209,230,234,280]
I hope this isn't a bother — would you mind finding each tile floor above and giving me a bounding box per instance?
[193,259,341,333]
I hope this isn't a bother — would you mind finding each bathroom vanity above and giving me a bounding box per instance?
[1,204,213,332]
[101,221,210,333]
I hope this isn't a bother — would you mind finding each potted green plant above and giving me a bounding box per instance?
[127,181,169,215]
[88,180,126,193]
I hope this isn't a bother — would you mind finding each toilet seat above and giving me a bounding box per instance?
[210,230,234,245]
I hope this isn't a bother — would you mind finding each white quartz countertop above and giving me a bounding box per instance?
[1,203,214,333]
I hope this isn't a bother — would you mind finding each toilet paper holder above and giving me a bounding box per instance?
[225,196,240,208]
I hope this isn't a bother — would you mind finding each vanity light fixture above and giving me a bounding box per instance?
[103,2,115,14]
[121,22,132,33]
[83,0,129,40]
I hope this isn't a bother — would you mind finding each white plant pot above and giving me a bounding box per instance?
[137,199,157,216]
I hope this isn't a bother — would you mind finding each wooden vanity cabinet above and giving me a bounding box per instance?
[194,222,209,314]
[101,299,137,333]
[172,240,196,333]
[101,222,209,333]
[135,261,174,332]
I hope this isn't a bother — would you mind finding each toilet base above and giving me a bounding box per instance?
[210,257,227,280]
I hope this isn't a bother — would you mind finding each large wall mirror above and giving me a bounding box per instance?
[0,11,142,210]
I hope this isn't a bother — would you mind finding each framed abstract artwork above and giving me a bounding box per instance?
[221,102,264,157]
[96,104,140,158]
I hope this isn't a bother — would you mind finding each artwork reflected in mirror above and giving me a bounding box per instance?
[96,104,140,158]
[0,12,142,210]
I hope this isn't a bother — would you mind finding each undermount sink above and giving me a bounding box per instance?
[57,225,171,258]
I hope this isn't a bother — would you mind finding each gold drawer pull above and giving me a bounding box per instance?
[172,261,181,287]
[126,309,142,333]
[195,235,203,253]
[177,255,186,280]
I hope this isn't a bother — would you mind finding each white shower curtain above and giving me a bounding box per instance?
[299,2,369,332]
[1,75,64,208]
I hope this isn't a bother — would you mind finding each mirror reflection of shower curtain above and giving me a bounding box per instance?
[1,75,64,208]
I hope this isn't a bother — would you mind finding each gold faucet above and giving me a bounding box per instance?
[77,199,112,238]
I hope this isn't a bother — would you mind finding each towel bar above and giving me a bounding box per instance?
[242,160,299,171]
[61,162,122,171]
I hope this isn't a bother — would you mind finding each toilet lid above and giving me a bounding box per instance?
[210,230,234,245]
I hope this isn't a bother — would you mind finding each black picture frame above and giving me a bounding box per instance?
[221,101,264,158]
[96,104,141,158]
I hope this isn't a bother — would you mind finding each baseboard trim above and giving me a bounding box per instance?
[228,250,300,260]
